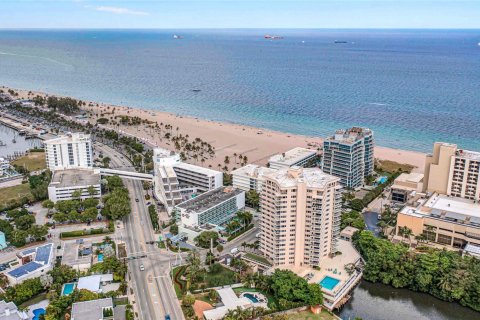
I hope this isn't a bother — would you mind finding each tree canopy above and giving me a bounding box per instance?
[354,230,480,311]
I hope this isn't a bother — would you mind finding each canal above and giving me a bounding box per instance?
[337,281,479,320]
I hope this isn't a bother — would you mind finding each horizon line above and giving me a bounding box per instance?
[1,27,480,31]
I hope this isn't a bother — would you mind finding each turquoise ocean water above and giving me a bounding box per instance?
[0,29,479,152]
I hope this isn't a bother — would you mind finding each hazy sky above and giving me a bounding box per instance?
[1,0,479,29]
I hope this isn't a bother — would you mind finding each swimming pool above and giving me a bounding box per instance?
[62,283,76,295]
[98,253,104,262]
[243,293,259,303]
[32,308,46,320]
[320,276,341,291]
[377,176,388,184]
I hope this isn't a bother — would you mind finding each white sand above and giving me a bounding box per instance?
[2,86,426,172]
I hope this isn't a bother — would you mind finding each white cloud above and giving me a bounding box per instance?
[90,6,149,16]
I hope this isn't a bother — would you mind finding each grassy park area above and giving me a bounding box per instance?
[287,310,339,320]
[12,152,46,171]
[0,183,33,210]
[375,159,414,174]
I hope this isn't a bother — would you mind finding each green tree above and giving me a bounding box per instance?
[194,231,219,248]
[14,214,35,230]
[82,207,98,222]
[246,190,260,208]
[10,229,28,247]
[42,199,55,214]
[169,224,179,235]
[53,212,68,223]
[28,225,49,241]
[182,294,196,307]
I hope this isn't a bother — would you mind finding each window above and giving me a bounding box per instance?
[437,234,452,245]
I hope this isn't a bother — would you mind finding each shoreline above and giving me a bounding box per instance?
[1,85,426,172]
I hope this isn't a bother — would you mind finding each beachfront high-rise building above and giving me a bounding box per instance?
[321,127,374,189]
[423,142,480,200]
[268,147,318,170]
[260,167,342,267]
[152,147,223,211]
[231,164,277,193]
[45,133,93,171]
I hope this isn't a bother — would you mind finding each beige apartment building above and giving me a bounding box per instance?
[424,142,480,200]
[397,193,480,251]
[260,167,342,267]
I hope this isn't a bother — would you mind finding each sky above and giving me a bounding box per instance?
[1,0,479,29]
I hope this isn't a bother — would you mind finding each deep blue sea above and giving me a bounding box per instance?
[0,29,479,152]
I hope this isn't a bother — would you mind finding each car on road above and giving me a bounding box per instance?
[135,198,139,202]
[139,264,145,271]
[230,247,239,254]
[165,315,171,320]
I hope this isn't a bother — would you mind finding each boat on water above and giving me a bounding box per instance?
[264,34,283,40]
[191,89,201,92]
[173,35,184,39]
[334,40,348,44]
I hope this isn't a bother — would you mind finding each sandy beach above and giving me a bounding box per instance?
[2,86,426,172]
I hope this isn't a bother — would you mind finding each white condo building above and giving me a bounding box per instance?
[231,164,277,193]
[48,169,101,202]
[45,133,93,171]
[321,127,374,189]
[152,148,223,211]
[268,147,317,170]
[260,167,342,267]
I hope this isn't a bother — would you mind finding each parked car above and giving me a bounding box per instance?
[140,264,145,271]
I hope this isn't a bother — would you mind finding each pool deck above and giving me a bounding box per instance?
[275,239,363,310]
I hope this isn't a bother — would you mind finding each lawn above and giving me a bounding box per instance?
[287,310,339,320]
[243,252,272,266]
[12,152,46,171]
[173,264,238,298]
[375,159,414,174]
[19,292,48,308]
[0,183,33,210]
[203,265,237,288]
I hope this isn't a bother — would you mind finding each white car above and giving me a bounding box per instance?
[140,264,145,271]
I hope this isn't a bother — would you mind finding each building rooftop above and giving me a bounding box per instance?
[8,244,53,279]
[0,300,27,320]
[62,240,92,267]
[231,164,277,178]
[50,169,100,188]
[400,193,480,224]
[45,132,91,145]
[203,288,252,320]
[176,186,244,213]
[71,298,113,320]
[173,161,222,176]
[456,149,480,161]
[265,167,340,189]
[326,127,373,144]
[268,147,317,166]
[77,274,113,293]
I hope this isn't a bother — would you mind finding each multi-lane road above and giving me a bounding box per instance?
[96,142,184,320]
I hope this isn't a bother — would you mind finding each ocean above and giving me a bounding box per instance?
[0,29,479,152]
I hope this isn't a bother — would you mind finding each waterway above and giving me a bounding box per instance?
[338,281,479,320]
[0,123,42,158]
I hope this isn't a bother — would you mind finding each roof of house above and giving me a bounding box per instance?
[0,300,27,320]
[71,298,113,320]
[77,274,113,293]
[8,244,53,279]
